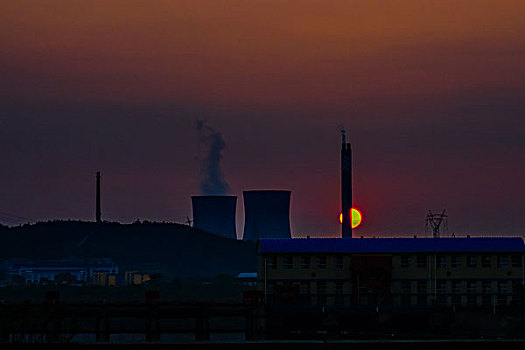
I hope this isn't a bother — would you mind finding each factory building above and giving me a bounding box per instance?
[243,190,292,241]
[192,195,237,239]
[257,237,525,308]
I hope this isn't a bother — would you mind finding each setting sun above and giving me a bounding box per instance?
[339,208,362,229]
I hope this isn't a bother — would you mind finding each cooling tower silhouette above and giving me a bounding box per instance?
[192,196,237,240]
[242,190,291,241]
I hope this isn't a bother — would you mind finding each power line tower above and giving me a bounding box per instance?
[425,209,448,238]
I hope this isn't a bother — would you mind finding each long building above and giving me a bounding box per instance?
[257,237,525,308]
[1,258,118,285]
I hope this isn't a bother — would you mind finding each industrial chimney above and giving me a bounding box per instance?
[96,171,102,223]
[192,196,237,239]
[242,190,292,241]
[341,130,352,238]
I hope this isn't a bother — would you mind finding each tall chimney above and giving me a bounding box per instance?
[341,130,352,238]
[96,172,101,223]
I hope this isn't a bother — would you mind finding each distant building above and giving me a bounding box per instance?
[257,237,525,307]
[1,258,118,285]
[236,272,258,287]
[93,271,118,286]
[124,270,151,286]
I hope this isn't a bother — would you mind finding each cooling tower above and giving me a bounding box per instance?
[191,196,237,239]
[242,190,291,241]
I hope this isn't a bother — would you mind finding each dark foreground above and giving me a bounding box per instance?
[1,339,525,350]
[2,295,525,345]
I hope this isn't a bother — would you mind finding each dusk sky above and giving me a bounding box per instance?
[1,1,524,238]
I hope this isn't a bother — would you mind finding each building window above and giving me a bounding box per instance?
[335,256,344,270]
[283,256,293,269]
[401,281,411,293]
[317,256,327,269]
[482,281,492,294]
[451,256,461,268]
[437,255,446,268]
[452,295,462,305]
[417,281,427,294]
[300,282,310,294]
[301,256,311,269]
[467,256,477,268]
[437,280,447,294]
[482,295,492,306]
[416,256,427,268]
[452,281,462,294]
[468,281,478,294]
[401,256,410,268]
[512,280,522,291]
[498,281,508,294]
[437,295,448,305]
[467,295,477,306]
[481,256,491,268]
[497,256,508,268]
[511,255,521,268]
[267,256,277,269]
[267,282,274,295]
[335,281,344,294]
[317,281,327,294]
[417,295,427,305]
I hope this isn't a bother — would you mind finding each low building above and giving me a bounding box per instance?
[1,258,118,285]
[257,237,525,308]
[236,272,258,287]
[93,271,118,286]
[124,270,151,285]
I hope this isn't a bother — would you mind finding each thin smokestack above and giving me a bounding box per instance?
[341,130,352,238]
[96,171,101,223]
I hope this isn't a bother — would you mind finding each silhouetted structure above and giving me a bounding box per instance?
[341,130,352,238]
[96,171,101,223]
[191,196,237,239]
[243,190,291,241]
[426,209,448,238]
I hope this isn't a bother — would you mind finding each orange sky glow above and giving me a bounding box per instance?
[3,1,525,109]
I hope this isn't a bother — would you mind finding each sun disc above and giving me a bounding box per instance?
[339,208,363,228]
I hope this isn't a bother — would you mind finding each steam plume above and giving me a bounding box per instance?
[196,120,231,195]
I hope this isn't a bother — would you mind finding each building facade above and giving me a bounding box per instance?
[257,237,525,308]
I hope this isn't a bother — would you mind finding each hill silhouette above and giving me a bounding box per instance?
[0,221,256,278]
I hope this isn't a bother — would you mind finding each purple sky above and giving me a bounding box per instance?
[1,1,524,238]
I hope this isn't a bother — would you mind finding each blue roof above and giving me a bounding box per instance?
[236,272,258,278]
[258,237,525,254]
